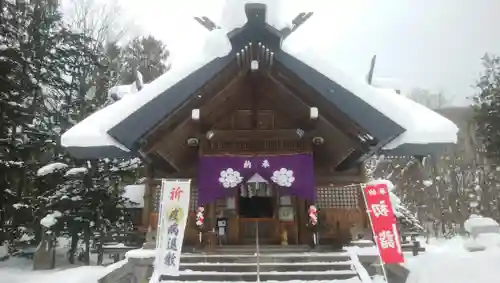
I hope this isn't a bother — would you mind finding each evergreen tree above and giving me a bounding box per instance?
[473,54,500,163]
[120,35,170,83]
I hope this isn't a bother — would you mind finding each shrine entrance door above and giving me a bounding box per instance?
[238,175,280,244]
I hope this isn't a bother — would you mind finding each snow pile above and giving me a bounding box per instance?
[406,236,500,283]
[464,214,499,233]
[64,167,88,176]
[40,211,62,228]
[125,248,155,259]
[108,82,146,101]
[203,28,232,59]
[122,184,145,208]
[37,162,68,176]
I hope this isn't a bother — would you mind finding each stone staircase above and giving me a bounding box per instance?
[161,245,358,281]
[99,245,379,283]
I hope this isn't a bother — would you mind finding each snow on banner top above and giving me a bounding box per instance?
[61,1,458,153]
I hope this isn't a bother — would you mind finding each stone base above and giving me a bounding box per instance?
[99,253,154,283]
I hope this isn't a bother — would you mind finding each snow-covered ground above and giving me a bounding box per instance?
[406,236,500,283]
[0,257,120,283]
[2,236,498,283]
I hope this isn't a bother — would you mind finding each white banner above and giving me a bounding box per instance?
[149,179,191,283]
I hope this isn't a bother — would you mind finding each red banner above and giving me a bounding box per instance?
[364,182,405,264]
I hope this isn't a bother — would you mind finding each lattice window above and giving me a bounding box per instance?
[316,186,360,209]
[152,184,161,213]
[190,186,198,211]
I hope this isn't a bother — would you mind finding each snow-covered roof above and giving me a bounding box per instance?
[61,1,457,159]
[61,29,232,158]
[123,184,145,208]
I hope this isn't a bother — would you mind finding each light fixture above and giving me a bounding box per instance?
[312,136,324,145]
[251,60,259,71]
[310,107,318,119]
[191,109,200,121]
[206,130,215,140]
[187,137,199,147]
[296,128,305,138]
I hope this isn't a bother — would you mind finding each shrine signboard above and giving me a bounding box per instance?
[149,179,191,283]
[363,182,404,264]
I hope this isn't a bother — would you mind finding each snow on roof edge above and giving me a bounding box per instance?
[61,30,232,151]
[281,44,458,150]
[377,88,458,150]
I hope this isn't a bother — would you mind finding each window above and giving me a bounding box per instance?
[316,186,360,209]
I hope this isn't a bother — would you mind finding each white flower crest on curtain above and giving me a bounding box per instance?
[219,168,243,188]
[271,168,295,187]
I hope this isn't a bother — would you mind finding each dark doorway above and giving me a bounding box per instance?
[238,182,274,218]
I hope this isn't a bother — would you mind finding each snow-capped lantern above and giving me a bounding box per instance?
[196,206,205,229]
[308,205,318,226]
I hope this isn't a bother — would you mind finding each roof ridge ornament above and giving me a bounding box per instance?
[280,12,314,38]
[193,16,220,31]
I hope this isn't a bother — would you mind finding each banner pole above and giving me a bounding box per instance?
[360,183,389,283]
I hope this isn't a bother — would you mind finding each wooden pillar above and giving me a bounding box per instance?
[359,162,370,229]
[208,201,216,231]
[142,164,155,230]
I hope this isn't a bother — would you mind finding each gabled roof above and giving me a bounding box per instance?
[61,3,458,160]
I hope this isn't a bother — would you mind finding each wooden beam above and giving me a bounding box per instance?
[142,59,239,153]
[270,67,370,143]
[263,74,356,167]
[146,72,246,155]
[209,129,305,141]
[154,149,182,172]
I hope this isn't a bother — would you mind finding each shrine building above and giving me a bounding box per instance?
[61,3,458,246]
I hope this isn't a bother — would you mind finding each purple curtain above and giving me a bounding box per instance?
[197,153,315,204]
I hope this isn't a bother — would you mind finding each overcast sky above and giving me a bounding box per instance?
[67,0,500,106]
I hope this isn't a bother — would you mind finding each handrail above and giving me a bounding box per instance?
[255,220,261,283]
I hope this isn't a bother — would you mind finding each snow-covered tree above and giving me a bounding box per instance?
[474,54,500,163]
[120,35,170,83]
[365,156,425,232]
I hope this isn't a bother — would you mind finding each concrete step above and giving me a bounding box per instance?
[185,245,345,254]
[180,252,352,263]
[160,270,358,281]
[180,261,353,272]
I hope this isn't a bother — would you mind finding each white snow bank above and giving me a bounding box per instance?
[108,82,147,101]
[125,248,155,259]
[282,43,457,149]
[37,162,68,176]
[464,214,499,232]
[123,185,145,208]
[406,236,500,283]
[64,167,88,176]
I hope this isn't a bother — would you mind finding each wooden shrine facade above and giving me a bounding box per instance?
[62,4,450,246]
[136,67,372,245]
